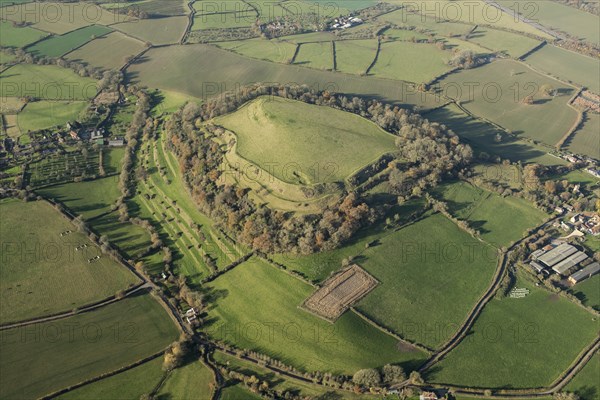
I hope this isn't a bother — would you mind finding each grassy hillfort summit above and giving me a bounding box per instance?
[0,0,598,399]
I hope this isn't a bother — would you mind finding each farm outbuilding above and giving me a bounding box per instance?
[537,243,577,268]
[551,251,588,275]
[569,262,600,284]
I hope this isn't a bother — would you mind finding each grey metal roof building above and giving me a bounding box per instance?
[537,243,577,267]
[530,261,546,274]
[569,262,600,284]
[552,251,588,275]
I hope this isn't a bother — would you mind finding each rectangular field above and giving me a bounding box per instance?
[566,113,600,159]
[66,31,146,71]
[206,257,427,373]
[0,199,140,324]
[17,101,87,132]
[355,213,498,349]
[27,25,113,57]
[334,39,377,75]
[303,264,378,321]
[524,45,600,94]
[467,27,541,58]
[216,38,297,63]
[111,16,188,45]
[0,293,179,400]
[370,41,453,83]
[497,0,599,45]
[37,175,121,220]
[56,357,164,400]
[434,181,548,247]
[294,42,333,70]
[0,64,97,100]
[429,272,599,388]
[425,104,566,166]
[0,20,47,48]
[438,59,579,147]
[0,2,125,34]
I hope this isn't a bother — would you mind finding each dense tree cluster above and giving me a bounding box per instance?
[164,84,471,254]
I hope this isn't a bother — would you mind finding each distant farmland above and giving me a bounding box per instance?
[127,44,443,109]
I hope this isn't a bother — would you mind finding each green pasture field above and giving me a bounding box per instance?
[549,169,600,187]
[380,8,474,37]
[112,16,188,45]
[125,44,443,109]
[382,28,430,42]
[207,257,428,374]
[439,37,491,55]
[0,199,139,324]
[192,12,255,30]
[335,39,377,75]
[0,96,25,113]
[100,0,188,17]
[271,199,426,282]
[56,357,164,400]
[2,113,21,138]
[0,2,126,34]
[370,41,452,83]
[0,0,35,5]
[66,31,146,71]
[294,42,333,70]
[156,360,214,399]
[434,181,548,247]
[278,31,336,43]
[565,353,599,400]
[428,272,599,388]
[567,113,600,159]
[103,147,126,174]
[151,89,199,115]
[214,96,397,184]
[472,163,523,190]
[569,274,600,312]
[467,27,541,58]
[497,0,599,45]
[37,175,120,220]
[524,45,600,94]
[87,211,152,259]
[0,64,97,100]
[216,38,297,63]
[438,59,578,147]
[27,25,113,58]
[213,351,375,399]
[220,385,262,400]
[17,101,87,132]
[388,0,552,38]
[27,150,101,187]
[356,213,498,349]
[0,293,179,400]
[0,50,17,64]
[0,20,47,48]
[424,104,565,166]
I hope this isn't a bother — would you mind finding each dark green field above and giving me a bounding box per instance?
[207,257,428,374]
[0,293,179,400]
[27,25,113,58]
[429,273,599,388]
[356,213,498,349]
